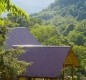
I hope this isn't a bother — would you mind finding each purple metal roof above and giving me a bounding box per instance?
[18,46,70,78]
[6,27,72,78]
[6,27,40,48]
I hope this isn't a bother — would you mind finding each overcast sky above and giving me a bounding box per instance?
[12,0,55,14]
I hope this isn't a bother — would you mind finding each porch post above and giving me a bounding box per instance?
[71,65,74,80]
[28,77,32,80]
[62,65,65,80]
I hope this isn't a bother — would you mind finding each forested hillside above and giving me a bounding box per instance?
[32,0,86,20]
[31,0,86,46]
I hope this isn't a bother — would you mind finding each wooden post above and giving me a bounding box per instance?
[28,77,32,80]
[71,65,74,80]
[63,70,65,80]
[62,65,65,80]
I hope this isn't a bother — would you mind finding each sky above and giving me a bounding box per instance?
[11,0,55,14]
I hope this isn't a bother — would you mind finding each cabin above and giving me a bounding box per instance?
[6,27,79,80]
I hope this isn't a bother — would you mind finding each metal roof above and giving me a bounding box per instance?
[12,45,70,47]
[6,27,40,48]
[6,27,79,78]
[17,46,79,78]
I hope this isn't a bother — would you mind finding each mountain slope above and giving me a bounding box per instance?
[32,0,86,20]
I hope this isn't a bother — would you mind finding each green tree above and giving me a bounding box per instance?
[73,46,86,73]
[30,25,61,45]
[0,48,30,80]
[0,20,31,80]
[7,13,29,27]
[75,20,86,33]
[0,0,30,79]
[0,0,29,18]
[3,18,19,28]
[68,31,85,45]
[63,24,75,36]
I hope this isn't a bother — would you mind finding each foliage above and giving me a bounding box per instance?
[0,48,30,80]
[0,19,31,80]
[4,18,19,28]
[0,0,30,79]
[32,0,86,21]
[7,13,29,27]
[0,0,29,19]
[73,46,86,70]
[68,31,85,45]
[6,14,43,28]
[0,20,6,48]
[30,25,61,45]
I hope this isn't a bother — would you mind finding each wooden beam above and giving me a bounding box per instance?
[71,65,74,80]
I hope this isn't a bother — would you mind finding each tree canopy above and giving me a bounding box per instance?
[0,0,29,19]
